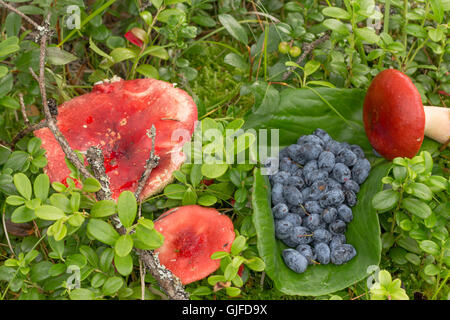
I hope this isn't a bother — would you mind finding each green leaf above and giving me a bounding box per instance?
[424,264,440,276]
[163,184,187,199]
[6,195,25,206]
[322,7,351,19]
[224,53,248,71]
[218,14,248,45]
[355,27,380,44]
[231,235,246,255]
[90,200,117,218]
[401,197,432,219]
[197,194,217,206]
[142,46,169,60]
[211,251,230,260]
[201,163,228,179]
[82,177,102,193]
[35,205,66,220]
[182,187,197,205]
[117,191,137,228]
[114,252,133,276]
[134,224,164,249]
[33,174,49,201]
[304,60,321,76]
[89,37,113,62]
[429,0,444,23]
[0,66,8,78]
[46,47,78,65]
[136,64,159,79]
[372,189,400,213]
[87,219,120,246]
[190,164,203,187]
[408,182,432,201]
[69,288,95,300]
[110,48,138,63]
[245,257,265,272]
[251,162,389,295]
[11,205,35,223]
[419,240,440,256]
[102,276,124,296]
[114,234,134,257]
[13,173,32,200]
[322,19,350,35]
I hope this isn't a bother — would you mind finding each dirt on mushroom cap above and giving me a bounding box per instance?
[154,205,235,285]
[34,78,198,200]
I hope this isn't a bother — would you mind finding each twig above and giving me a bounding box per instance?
[282,33,330,81]
[18,93,29,126]
[0,0,40,30]
[84,144,188,300]
[2,205,15,258]
[29,13,93,180]
[139,259,145,300]
[134,125,160,200]
[10,121,47,147]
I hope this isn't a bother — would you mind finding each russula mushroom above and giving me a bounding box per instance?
[34,78,197,200]
[363,69,450,160]
[154,205,235,285]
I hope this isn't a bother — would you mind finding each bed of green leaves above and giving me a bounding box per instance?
[0,0,449,300]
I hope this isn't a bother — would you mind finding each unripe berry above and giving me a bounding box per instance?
[278,41,290,54]
[289,46,302,58]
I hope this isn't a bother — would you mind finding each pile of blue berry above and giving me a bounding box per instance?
[268,128,371,274]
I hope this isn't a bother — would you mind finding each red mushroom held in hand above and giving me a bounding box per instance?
[363,69,450,160]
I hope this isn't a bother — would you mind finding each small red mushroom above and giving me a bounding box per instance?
[154,205,235,285]
[363,69,450,160]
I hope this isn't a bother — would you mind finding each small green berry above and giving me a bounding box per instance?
[289,46,302,58]
[278,42,290,54]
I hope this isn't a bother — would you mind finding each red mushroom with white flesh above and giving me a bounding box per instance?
[363,69,450,160]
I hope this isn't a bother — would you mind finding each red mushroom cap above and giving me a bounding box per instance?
[363,69,425,160]
[34,78,197,200]
[154,205,235,285]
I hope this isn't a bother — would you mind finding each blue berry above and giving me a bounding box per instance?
[303,160,318,173]
[287,175,305,190]
[298,134,324,147]
[301,187,312,201]
[350,145,365,158]
[283,213,302,227]
[287,144,307,165]
[325,140,344,155]
[352,158,371,184]
[282,236,300,248]
[290,205,307,217]
[272,170,290,185]
[271,183,284,205]
[313,228,332,243]
[305,201,323,215]
[304,169,328,186]
[272,203,289,219]
[319,188,345,207]
[290,226,313,245]
[280,157,298,173]
[303,213,321,230]
[284,185,303,206]
[279,147,289,159]
[275,219,292,239]
[318,151,335,173]
[329,219,347,235]
[314,242,331,264]
[336,148,358,167]
[313,128,332,144]
[330,234,346,250]
[282,249,308,273]
[321,207,337,224]
[330,244,357,265]
[343,179,360,193]
[327,178,342,190]
[296,244,316,265]
[337,204,353,223]
[332,163,351,183]
[309,179,328,200]
[344,189,357,207]
[303,142,323,161]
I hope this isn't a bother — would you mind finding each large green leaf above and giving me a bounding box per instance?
[252,163,389,296]
[243,86,374,157]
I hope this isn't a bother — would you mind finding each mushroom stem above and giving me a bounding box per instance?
[424,106,450,144]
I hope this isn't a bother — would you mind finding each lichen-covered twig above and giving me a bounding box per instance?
[84,144,188,300]
[30,13,93,180]
[10,121,47,147]
[18,93,29,126]
[282,33,330,81]
[134,125,160,200]
[0,0,41,30]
